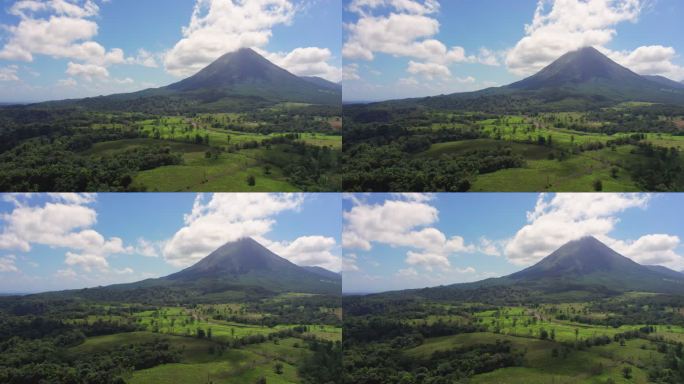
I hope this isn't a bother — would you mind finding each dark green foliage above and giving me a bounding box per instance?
[0,122,182,191]
[0,315,179,384]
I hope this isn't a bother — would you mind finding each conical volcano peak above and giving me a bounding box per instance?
[159,236,340,294]
[508,45,646,90]
[508,235,643,280]
[161,47,341,105]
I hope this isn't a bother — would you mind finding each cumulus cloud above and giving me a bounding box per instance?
[0,193,131,272]
[343,194,475,269]
[344,0,475,79]
[477,47,502,66]
[66,62,109,81]
[478,237,502,257]
[608,234,684,267]
[0,65,20,81]
[0,255,19,273]
[506,0,684,80]
[605,45,684,81]
[342,252,360,272]
[343,63,361,81]
[264,235,340,271]
[162,0,340,81]
[135,238,159,258]
[506,0,643,76]
[259,47,342,82]
[0,1,157,83]
[128,48,159,68]
[503,193,684,269]
[162,193,307,267]
[407,60,450,79]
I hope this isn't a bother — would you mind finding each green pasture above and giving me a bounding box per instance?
[470,145,641,192]
[406,332,656,384]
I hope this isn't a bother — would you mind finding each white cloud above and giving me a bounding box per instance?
[0,193,131,272]
[344,0,480,85]
[478,237,502,257]
[454,266,476,274]
[407,60,450,79]
[343,195,475,269]
[0,65,19,81]
[259,46,341,82]
[0,255,19,273]
[55,268,77,279]
[502,193,684,268]
[506,0,644,76]
[66,62,109,81]
[343,9,472,65]
[343,63,361,81]
[164,0,296,77]
[608,234,683,267]
[57,77,77,87]
[263,235,340,271]
[398,76,418,85]
[128,48,159,68]
[342,253,360,272]
[162,193,305,267]
[477,47,502,66]
[396,267,418,277]
[604,45,684,81]
[0,1,156,82]
[135,238,159,258]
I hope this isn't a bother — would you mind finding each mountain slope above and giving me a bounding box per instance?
[34,48,341,112]
[28,238,341,303]
[508,47,649,91]
[493,236,684,293]
[164,48,340,104]
[165,237,340,292]
[302,266,342,281]
[369,47,684,112]
[386,236,684,302]
[508,236,647,280]
[643,75,684,89]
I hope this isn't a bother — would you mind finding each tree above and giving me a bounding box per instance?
[550,328,556,341]
[274,362,284,375]
[622,366,632,379]
[593,179,603,192]
[610,167,619,178]
[540,328,549,340]
[207,327,212,339]
[247,175,256,186]
[256,377,266,384]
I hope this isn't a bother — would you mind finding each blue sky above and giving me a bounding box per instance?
[0,193,341,293]
[0,0,342,102]
[342,0,684,101]
[342,193,684,293]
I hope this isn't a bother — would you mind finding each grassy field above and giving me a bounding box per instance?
[419,139,641,191]
[85,111,341,191]
[60,301,341,384]
[406,331,654,384]
[388,300,684,383]
[412,110,684,191]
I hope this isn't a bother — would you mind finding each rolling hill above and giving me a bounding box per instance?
[35,48,341,112]
[386,236,684,302]
[24,237,341,303]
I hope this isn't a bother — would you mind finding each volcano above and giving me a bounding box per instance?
[32,237,341,303]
